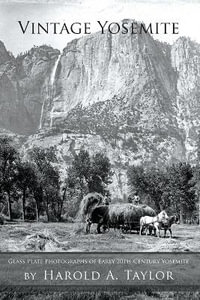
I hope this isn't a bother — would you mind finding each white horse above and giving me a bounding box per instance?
[139,210,169,237]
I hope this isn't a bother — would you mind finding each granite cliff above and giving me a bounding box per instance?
[0,43,60,134]
[1,22,200,197]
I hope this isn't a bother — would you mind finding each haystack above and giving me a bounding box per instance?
[141,204,156,217]
[108,204,132,227]
[76,192,104,221]
[108,203,156,230]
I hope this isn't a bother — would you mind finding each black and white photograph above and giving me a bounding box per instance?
[0,0,200,298]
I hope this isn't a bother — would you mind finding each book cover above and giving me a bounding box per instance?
[0,0,200,298]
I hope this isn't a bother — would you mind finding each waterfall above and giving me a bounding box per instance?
[50,54,61,86]
[39,54,61,130]
[50,54,61,128]
[39,97,46,130]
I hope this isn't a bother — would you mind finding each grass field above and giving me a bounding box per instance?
[0,222,199,252]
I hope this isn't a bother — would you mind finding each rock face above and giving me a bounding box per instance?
[51,28,177,130]
[171,37,200,162]
[1,22,200,197]
[0,44,60,134]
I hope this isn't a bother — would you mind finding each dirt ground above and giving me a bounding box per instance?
[0,221,199,252]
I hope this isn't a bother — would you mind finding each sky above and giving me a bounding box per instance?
[0,0,200,56]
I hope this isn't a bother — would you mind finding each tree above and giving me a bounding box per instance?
[32,183,43,222]
[0,136,19,220]
[166,163,196,223]
[127,165,167,211]
[128,162,196,222]
[89,152,113,195]
[71,150,91,197]
[68,150,113,197]
[29,147,61,221]
[189,165,200,224]
[16,161,37,221]
[127,165,147,196]
[145,167,168,211]
[62,150,113,217]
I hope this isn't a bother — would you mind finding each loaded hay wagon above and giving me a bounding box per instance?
[86,203,156,234]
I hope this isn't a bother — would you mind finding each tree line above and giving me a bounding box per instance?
[0,136,200,224]
[0,136,112,222]
[127,163,199,223]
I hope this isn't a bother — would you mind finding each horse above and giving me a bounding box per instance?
[148,215,179,238]
[139,210,169,237]
[76,192,104,222]
[160,215,179,238]
[86,206,109,234]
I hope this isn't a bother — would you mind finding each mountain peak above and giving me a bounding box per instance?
[0,41,12,65]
